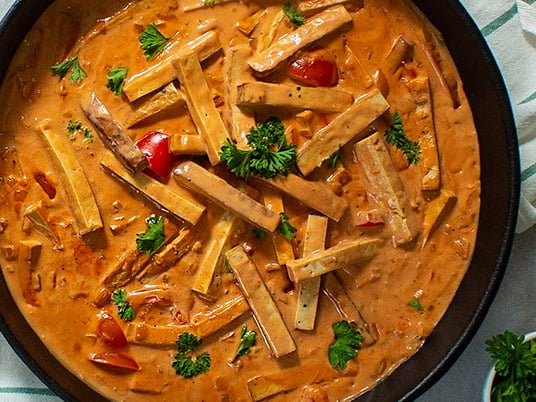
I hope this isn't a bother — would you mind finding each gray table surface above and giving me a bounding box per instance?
[1,1,535,401]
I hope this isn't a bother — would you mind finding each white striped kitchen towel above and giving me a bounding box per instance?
[461,0,536,232]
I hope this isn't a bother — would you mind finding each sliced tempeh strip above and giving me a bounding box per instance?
[126,295,250,346]
[23,201,62,248]
[169,133,207,155]
[404,76,440,191]
[173,53,231,165]
[224,45,256,148]
[101,151,205,225]
[18,240,42,306]
[236,81,353,114]
[296,89,389,176]
[381,35,414,76]
[247,359,345,401]
[286,238,383,283]
[123,30,222,101]
[102,222,180,289]
[39,120,103,235]
[81,92,148,174]
[295,214,328,330]
[174,161,280,232]
[138,229,194,282]
[322,272,376,345]
[354,132,419,246]
[192,210,239,295]
[261,187,294,265]
[248,5,353,73]
[226,245,296,358]
[254,174,348,221]
[298,0,363,15]
[421,188,456,248]
[253,8,285,54]
[124,82,186,128]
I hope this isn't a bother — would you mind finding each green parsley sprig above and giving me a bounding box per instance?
[328,320,364,370]
[139,23,172,61]
[106,67,128,96]
[385,111,421,165]
[232,324,257,362]
[111,288,136,321]
[485,330,536,402]
[136,214,166,256]
[283,3,305,27]
[172,332,211,378]
[66,120,93,143]
[219,117,297,179]
[51,54,87,82]
[278,212,297,240]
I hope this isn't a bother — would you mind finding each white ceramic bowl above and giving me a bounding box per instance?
[482,331,536,402]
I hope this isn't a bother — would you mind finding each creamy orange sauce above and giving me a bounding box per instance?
[0,0,480,401]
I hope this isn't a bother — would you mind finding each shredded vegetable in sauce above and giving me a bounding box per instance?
[0,0,480,400]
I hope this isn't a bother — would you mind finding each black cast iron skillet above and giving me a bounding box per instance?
[0,0,520,401]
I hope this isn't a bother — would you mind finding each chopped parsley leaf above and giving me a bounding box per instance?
[407,296,424,312]
[111,288,136,321]
[278,212,297,240]
[106,67,128,96]
[283,3,305,27]
[139,23,172,61]
[385,111,421,165]
[136,214,165,256]
[232,324,257,362]
[66,120,93,143]
[328,320,363,370]
[173,332,211,378]
[51,54,87,82]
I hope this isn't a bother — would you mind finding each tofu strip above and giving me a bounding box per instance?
[173,53,230,165]
[404,76,440,191]
[101,151,206,225]
[354,133,418,246]
[298,0,363,15]
[247,360,345,401]
[81,93,148,174]
[192,210,239,295]
[124,82,186,128]
[169,134,207,155]
[286,238,383,283]
[123,30,222,102]
[294,215,328,330]
[322,272,377,345]
[261,187,295,265]
[18,240,42,306]
[254,174,348,221]
[224,45,256,149]
[296,89,389,176]
[248,5,353,73]
[126,295,250,347]
[236,82,353,113]
[226,246,296,358]
[39,120,103,235]
[174,161,280,232]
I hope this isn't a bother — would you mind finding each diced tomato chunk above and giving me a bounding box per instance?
[288,47,338,87]
[136,131,179,182]
[97,311,127,348]
[90,352,139,372]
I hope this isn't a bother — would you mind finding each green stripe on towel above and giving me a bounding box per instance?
[0,387,56,396]
[481,5,517,36]
[521,162,536,182]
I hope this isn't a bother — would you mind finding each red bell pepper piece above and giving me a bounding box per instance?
[136,131,179,182]
[288,47,339,87]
